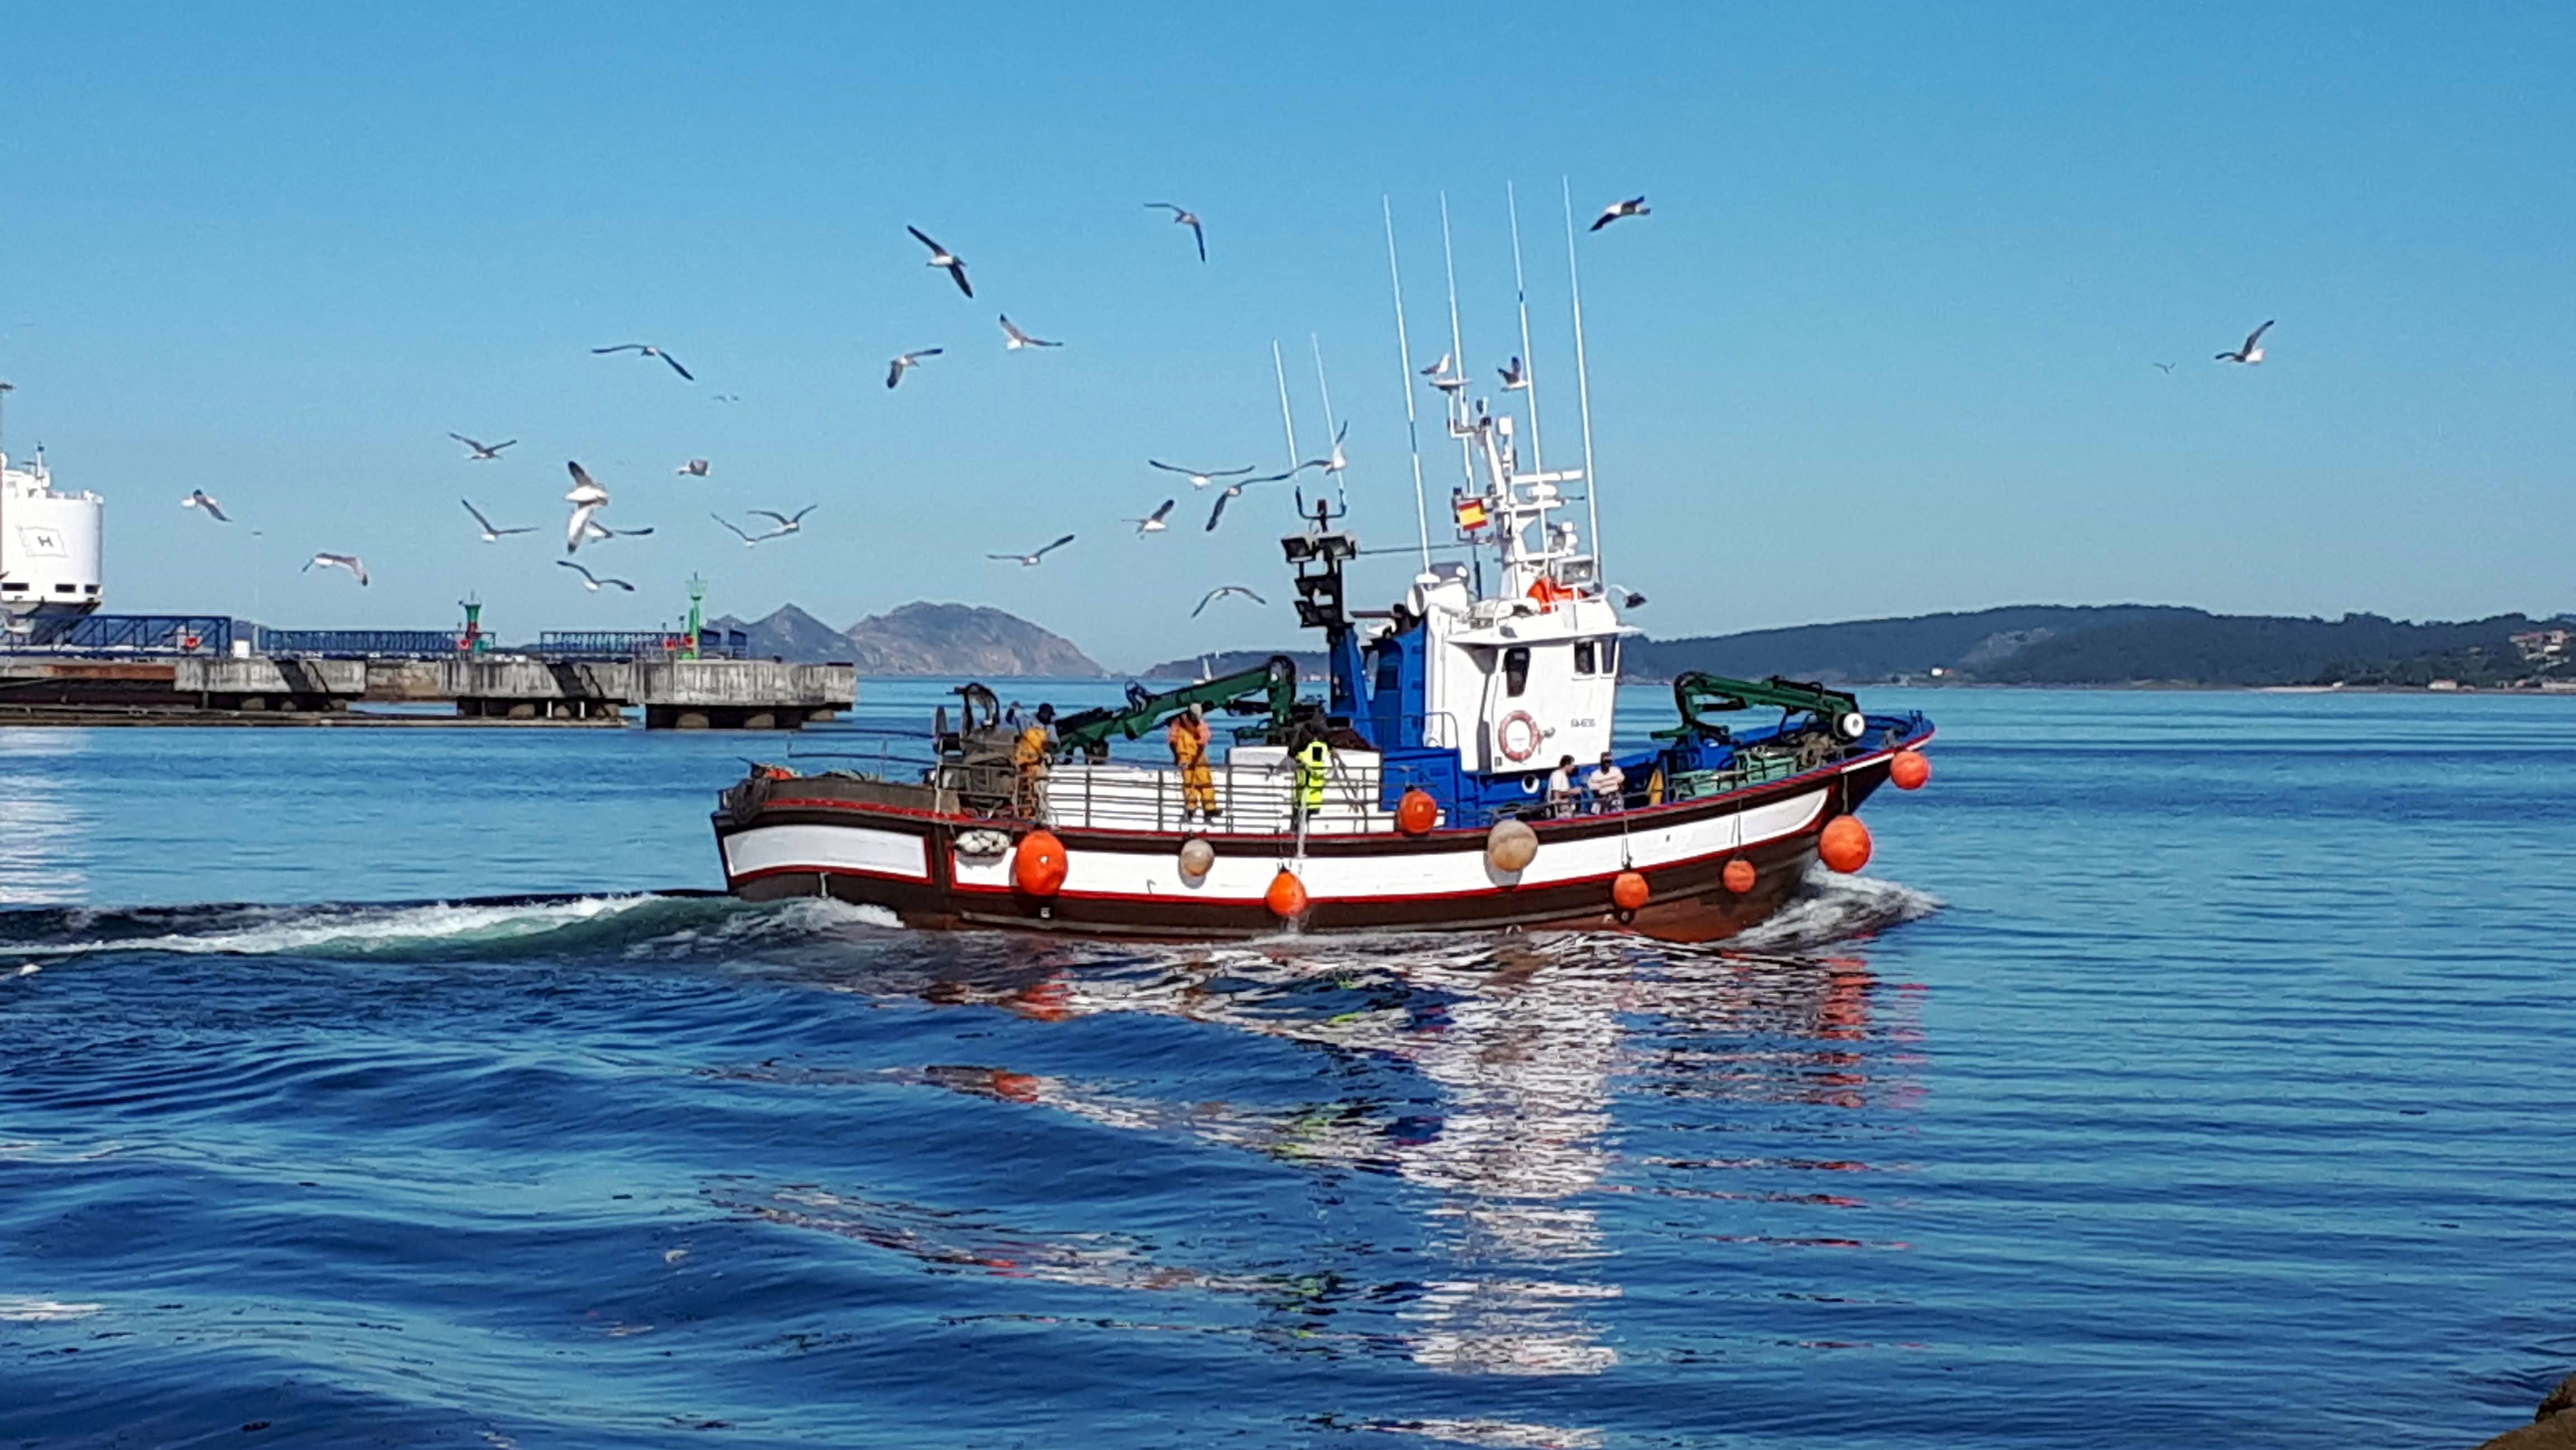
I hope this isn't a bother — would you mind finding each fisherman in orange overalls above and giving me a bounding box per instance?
[1012,703,1055,819]
[1168,703,1218,823]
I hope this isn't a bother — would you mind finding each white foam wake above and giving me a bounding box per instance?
[1730,869,1944,951]
[31,895,665,959]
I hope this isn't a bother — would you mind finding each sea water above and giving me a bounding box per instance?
[1,688,2569,1447]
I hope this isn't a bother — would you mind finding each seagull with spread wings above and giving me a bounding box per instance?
[1148,459,1256,490]
[998,315,1062,350]
[1590,196,1649,231]
[558,560,634,593]
[1192,585,1266,617]
[461,498,534,541]
[908,226,973,297]
[564,461,612,554]
[1204,469,1299,532]
[887,348,943,388]
[580,518,654,542]
[448,433,515,461]
[988,534,1076,567]
[304,553,368,586]
[676,458,711,477]
[2215,320,2275,365]
[181,490,230,523]
[1498,356,1527,390]
[1126,499,1175,535]
[592,344,694,381]
[1145,202,1206,262]
[747,505,816,537]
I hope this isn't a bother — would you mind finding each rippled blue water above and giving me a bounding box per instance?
[3,688,2570,1448]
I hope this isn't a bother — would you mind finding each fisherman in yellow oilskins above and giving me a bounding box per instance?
[1168,703,1219,823]
[1013,703,1055,818]
[1294,734,1333,824]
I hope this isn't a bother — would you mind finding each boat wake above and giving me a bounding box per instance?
[0,871,1931,967]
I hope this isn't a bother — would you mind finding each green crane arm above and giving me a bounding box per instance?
[1052,656,1299,757]
[1651,671,1861,742]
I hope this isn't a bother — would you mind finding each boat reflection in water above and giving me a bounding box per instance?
[742,870,1936,1405]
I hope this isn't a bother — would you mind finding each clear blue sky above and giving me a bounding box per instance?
[2,3,2569,668]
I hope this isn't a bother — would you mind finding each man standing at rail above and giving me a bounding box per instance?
[1168,703,1218,823]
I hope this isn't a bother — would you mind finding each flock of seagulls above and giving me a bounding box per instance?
[164,187,2270,636]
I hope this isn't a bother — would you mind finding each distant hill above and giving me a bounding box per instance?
[1632,605,2566,686]
[711,602,1102,676]
[1629,605,2196,683]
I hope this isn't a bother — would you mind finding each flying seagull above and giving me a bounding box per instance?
[1590,196,1649,231]
[747,505,816,536]
[2215,320,2275,365]
[304,553,368,586]
[908,225,973,297]
[1314,420,1349,476]
[1148,459,1256,490]
[1126,499,1175,534]
[564,460,612,554]
[1498,356,1527,390]
[998,314,1062,350]
[1145,202,1206,262]
[988,534,1076,566]
[593,344,694,381]
[1191,584,1266,617]
[2153,361,2177,374]
[1420,352,1452,378]
[557,560,634,593]
[1204,470,1297,532]
[887,348,943,389]
[448,433,516,461]
[676,458,711,477]
[711,512,797,546]
[580,518,655,542]
[181,489,230,523]
[461,497,534,541]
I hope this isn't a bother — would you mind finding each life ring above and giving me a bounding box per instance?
[1495,710,1541,763]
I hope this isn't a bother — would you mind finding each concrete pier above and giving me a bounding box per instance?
[2,653,854,728]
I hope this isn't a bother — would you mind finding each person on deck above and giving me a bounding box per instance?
[1294,736,1333,828]
[1587,752,1626,814]
[1547,755,1579,818]
[1169,703,1219,823]
[1013,703,1055,819]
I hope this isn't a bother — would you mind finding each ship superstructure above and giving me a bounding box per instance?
[0,446,105,623]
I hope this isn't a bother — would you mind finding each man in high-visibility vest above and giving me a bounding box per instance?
[1294,736,1333,823]
[1168,703,1218,822]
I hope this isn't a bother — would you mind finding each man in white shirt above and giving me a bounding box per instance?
[1546,755,1578,818]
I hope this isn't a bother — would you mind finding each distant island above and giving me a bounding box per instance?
[715,600,2575,689]
[708,602,1102,677]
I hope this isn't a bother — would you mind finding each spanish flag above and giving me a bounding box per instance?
[1452,494,1489,531]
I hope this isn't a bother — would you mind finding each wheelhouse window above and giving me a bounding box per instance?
[1601,639,1618,677]
[1503,646,1530,696]
[1574,640,1597,675]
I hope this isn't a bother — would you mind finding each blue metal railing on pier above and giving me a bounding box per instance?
[255,629,465,658]
[9,614,239,653]
[525,630,750,660]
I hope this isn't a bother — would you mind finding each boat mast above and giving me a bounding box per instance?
[1438,195,1475,506]
[1506,181,1547,477]
[1309,334,1344,510]
[1381,196,1433,571]
[1561,177,1604,579]
[1270,339,1301,475]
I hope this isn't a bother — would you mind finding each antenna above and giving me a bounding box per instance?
[1270,339,1301,473]
[1561,177,1603,577]
[1438,194,1474,499]
[1382,196,1432,570]
[1506,181,1546,477]
[1309,334,1346,509]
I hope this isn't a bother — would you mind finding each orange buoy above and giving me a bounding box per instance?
[1396,788,1440,836]
[1265,868,1309,920]
[1818,814,1873,874]
[1721,857,1758,894]
[1612,870,1650,912]
[1012,829,1069,895]
[1889,749,1931,791]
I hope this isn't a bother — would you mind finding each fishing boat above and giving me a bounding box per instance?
[711,202,1935,941]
